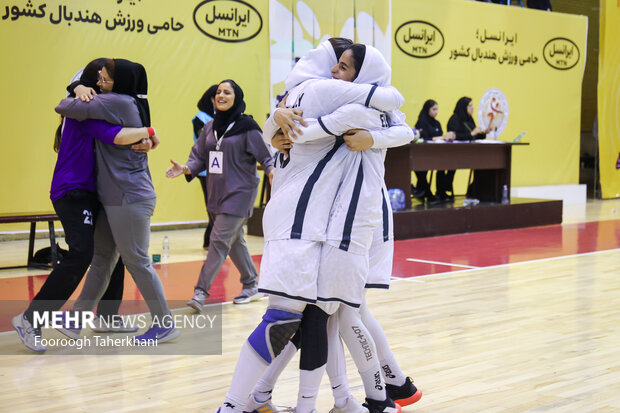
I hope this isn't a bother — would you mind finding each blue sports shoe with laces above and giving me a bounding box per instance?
[55,312,82,339]
[133,325,180,344]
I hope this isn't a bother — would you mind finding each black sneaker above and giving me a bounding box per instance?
[363,397,400,413]
[386,377,422,407]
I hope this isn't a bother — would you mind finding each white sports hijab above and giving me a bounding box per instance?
[354,44,391,87]
[354,44,405,125]
[284,40,339,91]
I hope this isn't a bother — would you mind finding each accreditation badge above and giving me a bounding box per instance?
[209,151,223,174]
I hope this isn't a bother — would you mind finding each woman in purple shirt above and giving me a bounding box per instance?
[57,59,178,344]
[12,59,157,353]
[167,79,274,309]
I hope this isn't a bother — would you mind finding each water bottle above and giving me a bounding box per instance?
[162,235,170,260]
[387,188,405,211]
[501,185,509,204]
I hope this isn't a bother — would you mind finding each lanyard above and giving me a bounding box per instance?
[214,122,235,151]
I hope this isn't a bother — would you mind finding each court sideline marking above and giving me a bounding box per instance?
[405,258,479,269]
[395,247,620,283]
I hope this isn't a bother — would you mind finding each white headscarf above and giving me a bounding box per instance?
[353,44,391,87]
[284,40,338,91]
[353,44,404,125]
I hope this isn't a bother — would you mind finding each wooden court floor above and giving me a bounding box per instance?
[0,199,619,412]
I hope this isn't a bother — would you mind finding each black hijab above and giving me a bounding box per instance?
[453,97,474,125]
[66,57,107,96]
[197,84,218,116]
[448,96,479,140]
[415,99,442,140]
[79,58,107,92]
[112,59,150,127]
[212,79,260,138]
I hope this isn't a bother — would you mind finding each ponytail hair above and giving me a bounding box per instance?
[53,117,63,153]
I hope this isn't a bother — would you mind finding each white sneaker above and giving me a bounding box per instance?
[233,287,263,304]
[187,288,208,312]
[91,315,138,333]
[216,401,244,413]
[12,313,46,352]
[245,392,278,412]
[330,397,369,413]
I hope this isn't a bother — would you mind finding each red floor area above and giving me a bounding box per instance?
[392,219,620,278]
[1,219,619,331]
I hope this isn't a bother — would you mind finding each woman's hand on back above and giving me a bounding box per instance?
[274,108,307,140]
[344,129,373,151]
[131,138,152,153]
[277,93,289,109]
[271,130,292,155]
[74,85,97,102]
[149,132,160,149]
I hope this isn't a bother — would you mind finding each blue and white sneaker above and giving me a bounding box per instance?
[216,401,243,413]
[233,287,263,304]
[133,325,180,344]
[12,313,46,352]
[245,391,277,413]
[55,312,82,339]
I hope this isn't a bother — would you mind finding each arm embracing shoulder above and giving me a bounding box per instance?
[262,109,281,145]
[294,104,384,143]
[55,94,142,127]
[312,80,404,113]
[113,127,150,145]
[370,124,414,149]
[367,85,405,112]
[80,119,148,146]
[367,109,415,149]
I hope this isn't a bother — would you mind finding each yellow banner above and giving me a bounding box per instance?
[598,0,620,199]
[0,0,270,228]
[392,0,587,189]
[269,0,390,104]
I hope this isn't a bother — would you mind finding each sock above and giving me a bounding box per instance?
[225,341,269,408]
[330,374,351,408]
[338,305,386,401]
[360,300,407,386]
[297,365,326,413]
[297,305,329,412]
[358,365,385,402]
[379,353,407,386]
[326,311,350,408]
[252,340,298,402]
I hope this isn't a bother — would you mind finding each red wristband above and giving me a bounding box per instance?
[147,127,155,137]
